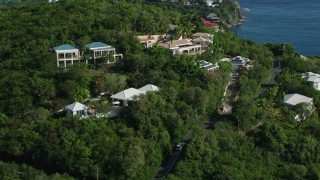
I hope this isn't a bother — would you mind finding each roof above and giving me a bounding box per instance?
[137,34,166,42]
[206,13,218,19]
[169,24,178,31]
[85,42,110,49]
[302,72,320,83]
[159,39,192,49]
[231,56,250,64]
[199,60,218,71]
[139,84,160,92]
[110,88,146,101]
[192,32,212,39]
[192,37,207,43]
[65,102,88,112]
[53,44,78,51]
[283,93,313,106]
[307,76,320,83]
[201,18,219,28]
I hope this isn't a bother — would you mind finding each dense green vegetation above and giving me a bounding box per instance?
[1,0,320,179]
[169,46,320,179]
[0,161,73,179]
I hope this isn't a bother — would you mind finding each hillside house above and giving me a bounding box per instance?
[283,93,313,121]
[136,34,166,48]
[65,102,88,117]
[53,44,82,68]
[302,72,320,90]
[85,42,122,64]
[192,32,213,47]
[158,39,202,56]
[199,60,219,71]
[201,18,219,29]
[110,85,160,107]
[230,56,250,71]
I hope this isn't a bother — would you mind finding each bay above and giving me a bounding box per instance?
[232,0,320,56]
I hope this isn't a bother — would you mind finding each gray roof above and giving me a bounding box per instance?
[110,88,146,101]
[307,76,320,83]
[65,102,88,112]
[53,44,78,51]
[199,60,218,71]
[139,84,160,92]
[231,56,250,64]
[283,93,313,106]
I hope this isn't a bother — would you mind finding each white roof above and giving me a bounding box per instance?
[307,76,320,83]
[139,84,160,92]
[199,60,219,71]
[110,88,146,101]
[283,93,313,106]
[65,102,88,112]
[303,72,320,83]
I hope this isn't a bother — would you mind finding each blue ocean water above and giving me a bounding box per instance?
[232,0,320,56]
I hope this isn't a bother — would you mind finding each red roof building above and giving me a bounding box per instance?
[201,18,219,28]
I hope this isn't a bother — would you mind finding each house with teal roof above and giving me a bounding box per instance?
[85,42,122,64]
[53,44,82,67]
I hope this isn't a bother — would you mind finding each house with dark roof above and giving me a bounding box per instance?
[53,44,82,67]
[85,42,122,64]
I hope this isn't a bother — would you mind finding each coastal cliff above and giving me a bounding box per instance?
[213,0,244,28]
[226,1,245,27]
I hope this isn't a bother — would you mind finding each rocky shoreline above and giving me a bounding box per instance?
[226,1,245,28]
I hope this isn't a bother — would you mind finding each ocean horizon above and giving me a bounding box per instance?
[232,0,320,56]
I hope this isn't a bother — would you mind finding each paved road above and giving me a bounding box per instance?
[154,151,183,179]
[153,121,215,179]
[256,61,282,98]
[153,130,193,179]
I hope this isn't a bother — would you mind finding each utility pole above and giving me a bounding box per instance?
[195,108,198,125]
[96,165,99,180]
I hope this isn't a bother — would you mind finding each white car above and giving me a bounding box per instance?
[176,142,185,151]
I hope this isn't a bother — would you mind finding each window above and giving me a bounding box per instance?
[58,53,64,59]
[65,53,72,59]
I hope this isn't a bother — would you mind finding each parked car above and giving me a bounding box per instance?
[176,142,185,151]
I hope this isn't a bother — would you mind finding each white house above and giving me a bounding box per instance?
[65,102,88,117]
[230,56,250,71]
[85,42,122,64]
[302,72,320,90]
[136,34,166,48]
[199,60,219,71]
[158,39,202,56]
[53,44,82,67]
[139,84,161,92]
[283,93,313,121]
[110,85,160,106]
[110,88,146,107]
